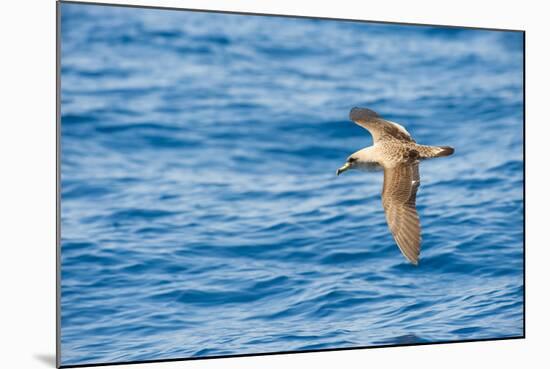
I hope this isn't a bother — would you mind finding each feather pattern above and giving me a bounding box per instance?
[382,163,421,265]
[341,107,454,264]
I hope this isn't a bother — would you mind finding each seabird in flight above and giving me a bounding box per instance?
[336,107,454,265]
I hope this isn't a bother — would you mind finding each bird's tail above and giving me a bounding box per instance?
[417,145,454,159]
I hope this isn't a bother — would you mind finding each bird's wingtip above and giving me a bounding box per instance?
[349,107,380,121]
[405,253,420,266]
[437,146,455,157]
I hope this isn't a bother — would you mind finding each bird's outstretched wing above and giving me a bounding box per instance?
[381,163,421,265]
[349,107,415,143]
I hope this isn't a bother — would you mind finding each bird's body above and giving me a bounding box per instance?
[353,141,452,168]
[337,107,454,265]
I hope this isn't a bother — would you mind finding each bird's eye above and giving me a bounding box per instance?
[348,157,357,163]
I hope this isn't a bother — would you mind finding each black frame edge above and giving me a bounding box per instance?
[56,1,62,368]
[522,30,526,339]
[59,336,524,368]
[58,0,525,33]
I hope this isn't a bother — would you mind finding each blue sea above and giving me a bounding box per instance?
[59,3,524,366]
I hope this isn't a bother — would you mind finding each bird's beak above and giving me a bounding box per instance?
[336,162,351,176]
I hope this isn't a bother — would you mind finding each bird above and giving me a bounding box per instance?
[336,107,454,265]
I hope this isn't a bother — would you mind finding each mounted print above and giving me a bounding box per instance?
[57,1,525,367]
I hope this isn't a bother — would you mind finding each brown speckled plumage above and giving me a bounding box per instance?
[337,107,454,265]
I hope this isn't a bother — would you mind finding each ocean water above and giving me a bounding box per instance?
[59,3,524,366]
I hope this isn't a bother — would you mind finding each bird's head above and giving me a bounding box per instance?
[336,156,358,176]
[336,147,379,176]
